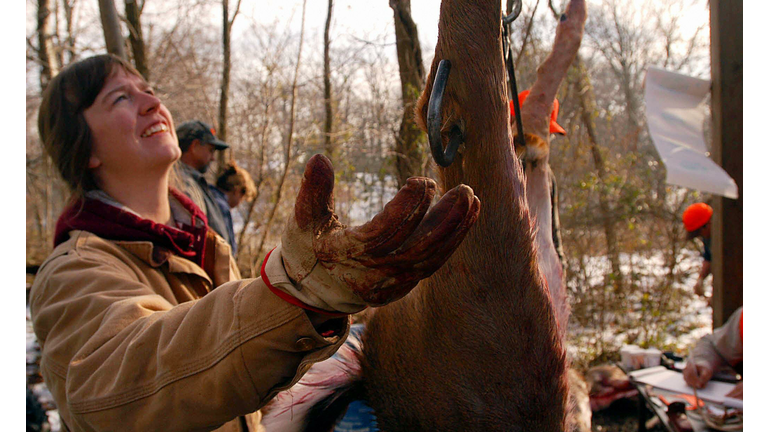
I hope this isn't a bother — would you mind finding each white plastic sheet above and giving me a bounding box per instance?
[643,66,739,199]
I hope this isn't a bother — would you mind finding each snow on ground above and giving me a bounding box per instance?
[566,249,714,366]
[27,306,61,432]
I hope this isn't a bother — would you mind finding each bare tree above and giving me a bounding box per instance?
[323,0,335,160]
[389,0,426,186]
[98,0,127,59]
[125,0,149,79]
[37,0,59,91]
[573,56,625,292]
[218,0,242,148]
[252,0,308,272]
[61,0,78,63]
[548,0,626,293]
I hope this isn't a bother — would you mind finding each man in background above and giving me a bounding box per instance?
[682,202,713,299]
[175,120,232,247]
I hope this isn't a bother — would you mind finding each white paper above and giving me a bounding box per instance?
[722,397,743,410]
[643,66,739,199]
[629,366,736,405]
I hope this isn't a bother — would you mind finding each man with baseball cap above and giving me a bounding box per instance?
[682,202,713,299]
[175,120,233,249]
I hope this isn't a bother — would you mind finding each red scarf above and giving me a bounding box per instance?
[54,189,209,266]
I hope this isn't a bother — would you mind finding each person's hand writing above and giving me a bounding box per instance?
[683,361,713,389]
[725,381,743,400]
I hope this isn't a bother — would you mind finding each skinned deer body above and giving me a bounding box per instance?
[361,0,586,430]
[524,157,569,338]
[515,0,586,336]
[260,0,587,430]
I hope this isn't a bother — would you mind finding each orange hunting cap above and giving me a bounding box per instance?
[682,203,713,235]
[509,90,567,135]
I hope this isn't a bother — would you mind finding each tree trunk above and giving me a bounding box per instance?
[617,63,642,151]
[98,0,127,59]
[390,0,426,187]
[62,0,77,64]
[218,0,241,169]
[323,0,334,160]
[237,104,271,273]
[37,0,59,91]
[573,56,624,294]
[548,0,624,294]
[124,0,149,80]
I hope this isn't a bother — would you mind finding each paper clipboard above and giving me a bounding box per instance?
[628,366,742,410]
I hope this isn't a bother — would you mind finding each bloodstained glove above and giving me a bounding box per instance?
[261,154,480,314]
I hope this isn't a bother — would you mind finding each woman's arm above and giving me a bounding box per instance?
[31,248,347,432]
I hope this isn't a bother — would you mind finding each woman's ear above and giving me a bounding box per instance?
[88,155,102,169]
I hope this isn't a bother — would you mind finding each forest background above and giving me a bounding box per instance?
[23,0,748,373]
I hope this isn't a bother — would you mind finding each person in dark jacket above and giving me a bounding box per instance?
[209,162,256,256]
[175,120,232,245]
[682,202,713,298]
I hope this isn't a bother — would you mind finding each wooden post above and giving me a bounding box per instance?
[709,0,742,328]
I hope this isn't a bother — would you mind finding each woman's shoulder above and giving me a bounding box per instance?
[36,231,135,278]
[29,231,140,323]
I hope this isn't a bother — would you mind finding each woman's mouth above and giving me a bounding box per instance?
[141,123,169,138]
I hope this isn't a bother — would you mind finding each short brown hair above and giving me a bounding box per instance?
[216,162,256,200]
[37,54,143,197]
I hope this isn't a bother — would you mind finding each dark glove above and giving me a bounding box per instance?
[262,154,480,314]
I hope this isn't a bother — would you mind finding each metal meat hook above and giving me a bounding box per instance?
[502,0,523,25]
[427,60,463,168]
[503,0,526,150]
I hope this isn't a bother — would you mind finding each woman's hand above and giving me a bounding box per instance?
[272,154,480,313]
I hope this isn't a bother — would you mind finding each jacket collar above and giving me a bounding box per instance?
[178,161,208,184]
[54,188,209,267]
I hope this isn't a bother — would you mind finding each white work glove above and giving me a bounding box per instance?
[262,154,480,314]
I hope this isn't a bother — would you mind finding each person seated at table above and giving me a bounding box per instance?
[683,307,743,399]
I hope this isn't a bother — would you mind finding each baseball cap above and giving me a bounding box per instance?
[509,90,567,135]
[176,120,229,152]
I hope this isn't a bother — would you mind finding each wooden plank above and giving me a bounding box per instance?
[709,0,743,328]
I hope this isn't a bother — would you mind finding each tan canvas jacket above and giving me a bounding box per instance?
[29,229,349,432]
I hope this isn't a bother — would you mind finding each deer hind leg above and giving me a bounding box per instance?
[514,131,550,164]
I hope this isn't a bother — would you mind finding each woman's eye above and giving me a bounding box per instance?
[113,94,128,104]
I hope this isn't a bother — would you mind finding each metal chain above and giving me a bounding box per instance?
[502,0,525,149]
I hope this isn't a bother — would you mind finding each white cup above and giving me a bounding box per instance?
[644,348,662,368]
[620,345,642,370]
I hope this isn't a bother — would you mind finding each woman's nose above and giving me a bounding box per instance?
[140,93,162,115]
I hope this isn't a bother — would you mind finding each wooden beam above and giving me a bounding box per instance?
[709,0,742,328]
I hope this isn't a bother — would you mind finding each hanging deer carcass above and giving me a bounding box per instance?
[262,0,587,430]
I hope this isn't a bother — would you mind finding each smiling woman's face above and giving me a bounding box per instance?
[83,67,181,187]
